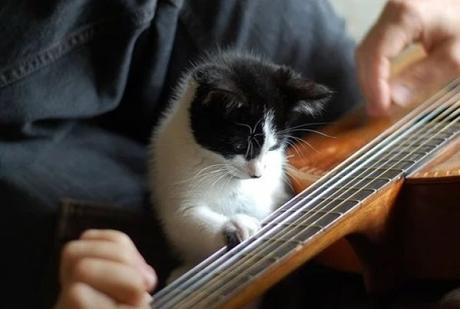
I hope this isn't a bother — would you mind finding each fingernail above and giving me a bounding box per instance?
[391,83,413,106]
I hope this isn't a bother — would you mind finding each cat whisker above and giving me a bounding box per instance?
[285,128,336,138]
[286,142,305,159]
[254,117,264,132]
[284,134,319,153]
[283,140,305,160]
[248,140,254,159]
[235,122,253,134]
[191,168,228,189]
[252,137,262,149]
[245,137,252,158]
[283,164,302,192]
[175,164,229,185]
[281,173,295,194]
[191,165,225,179]
[281,135,301,150]
[277,121,331,135]
[210,169,232,188]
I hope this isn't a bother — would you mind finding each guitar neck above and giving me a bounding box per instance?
[152,78,460,309]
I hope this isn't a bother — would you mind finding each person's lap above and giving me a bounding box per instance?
[0,0,361,307]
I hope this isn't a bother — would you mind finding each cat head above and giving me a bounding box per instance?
[188,53,333,179]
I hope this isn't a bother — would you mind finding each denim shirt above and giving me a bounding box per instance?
[0,0,360,307]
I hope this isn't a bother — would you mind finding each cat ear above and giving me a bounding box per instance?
[288,80,334,115]
[192,65,225,86]
[202,89,244,111]
[192,65,244,111]
[278,66,334,115]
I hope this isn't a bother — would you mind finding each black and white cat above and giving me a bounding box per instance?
[149,52,332,277]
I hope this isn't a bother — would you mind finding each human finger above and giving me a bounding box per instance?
[356,0,423,115]
[80,229,157,289]
[67,257,152,306]
[390,40,460,106]
[55,282,117,309]
[60,239,157,292]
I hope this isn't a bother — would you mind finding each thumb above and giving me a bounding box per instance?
[390,41,460,106]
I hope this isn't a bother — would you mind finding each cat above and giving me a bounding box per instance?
[149,52,333,279]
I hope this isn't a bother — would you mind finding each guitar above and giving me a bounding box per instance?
[151,75,460,308]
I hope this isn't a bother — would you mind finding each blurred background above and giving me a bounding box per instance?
[330,0,386,41]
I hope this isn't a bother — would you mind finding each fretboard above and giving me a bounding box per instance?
[152,78,460,309]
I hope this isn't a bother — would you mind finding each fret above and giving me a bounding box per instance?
[360,160,415,170]
[241,251,279,262]
[314,211,342,227]
[393,144,435,153]
[370,151,425,162]
[325,187,376,201]
[354,168,403,179]
[275,200,356,216]
[404,130,452,140]
[296,199,358,214]
[274,237,307,257]
[278,224,323,241]
[274,208,344,218]
[317,196,361,203]
[390,150,429,157]
[312,199,359,214]
[425,137,448,145]
[335,177,390,190]
[214,254,282,295]
[266,198,314,218]
[242,257,278,279]
[280,220,327,231]
[398,141,438,148]
[400,137,446,147]
[267,193,319,217]
[445,122,460,132]
[181,290,222,306]
[262,236,304,246]
[218,277,247,297]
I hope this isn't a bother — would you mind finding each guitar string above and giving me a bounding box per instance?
[153,77,460,305]
[189,96,460,308]
[152,81,455,306]
[155,80,460,306]
[164,100,458,306]
[155,79,460,306]
[178,91,460,306]
[182,96,460,308]
[153,79,460,304]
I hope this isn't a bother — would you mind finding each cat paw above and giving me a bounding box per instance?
[223,214,261,249]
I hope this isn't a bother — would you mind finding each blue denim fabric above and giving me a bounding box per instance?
[0,0,361,307]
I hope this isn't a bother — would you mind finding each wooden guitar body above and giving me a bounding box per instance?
[289,107,460,293]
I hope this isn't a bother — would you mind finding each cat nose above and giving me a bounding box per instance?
[247,160,264,178]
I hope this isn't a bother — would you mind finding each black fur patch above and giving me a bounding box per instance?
[189,53,332,159]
